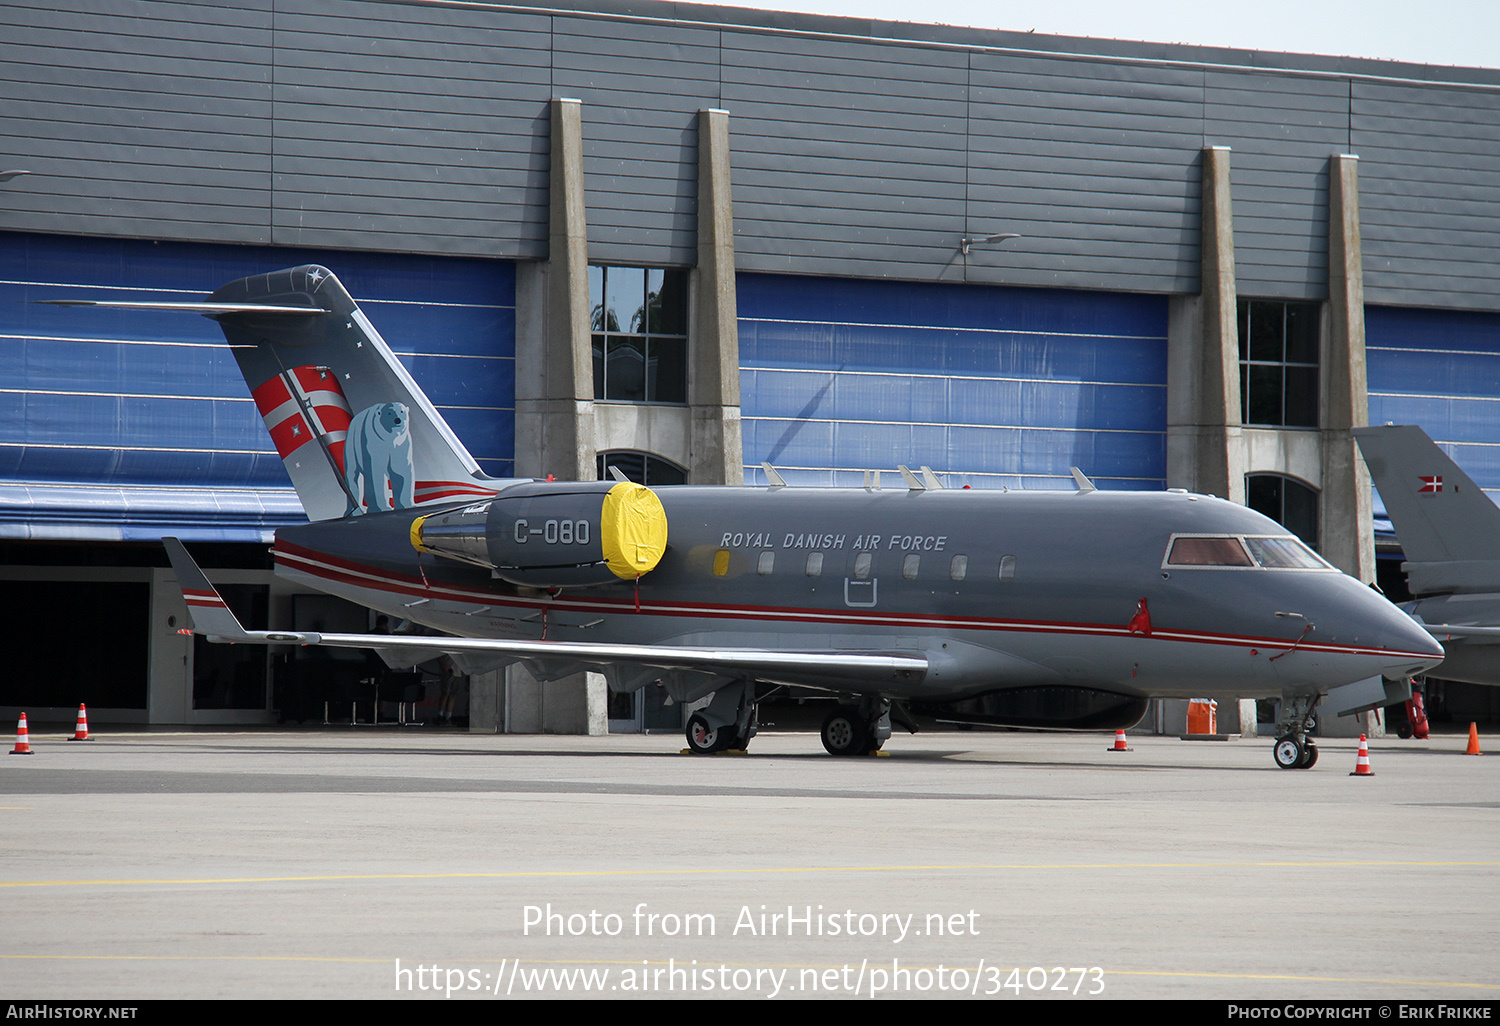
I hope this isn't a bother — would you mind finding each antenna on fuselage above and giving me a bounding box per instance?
[897,465,926,492]
[864,470,881,491]
[918,466,945,489]
[1070,467,1097,493]
[760,462,787,489]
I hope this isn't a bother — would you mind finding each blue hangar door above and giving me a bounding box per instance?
[736,274,1168,490]
[0,232,516,542]
[0,232,515,718]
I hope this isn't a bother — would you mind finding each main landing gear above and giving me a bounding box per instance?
[820,699,894,756]
[1272,692,1320,770]
[683,681,757,755]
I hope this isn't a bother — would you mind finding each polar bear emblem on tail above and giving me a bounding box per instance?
[343,402,414,514]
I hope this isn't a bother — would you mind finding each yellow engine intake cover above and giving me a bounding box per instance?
[600,481,668,579]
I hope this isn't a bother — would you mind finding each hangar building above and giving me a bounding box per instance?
[2,0,1498,731]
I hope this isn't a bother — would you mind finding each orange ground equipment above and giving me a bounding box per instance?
[1466,722,1483,756]
[1398,688,1430,739]
[1107,729,1131,752]
[1186,698,1218,735]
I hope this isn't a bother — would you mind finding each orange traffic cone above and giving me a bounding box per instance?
[68,704,90,742]
[1349,734,1374,776]
[9,713,33,756]
[1466,722,1483,756]
[1107,729,1131,752]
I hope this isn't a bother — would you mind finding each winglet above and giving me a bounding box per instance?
[163,537,252,640]
[163,538,324,645]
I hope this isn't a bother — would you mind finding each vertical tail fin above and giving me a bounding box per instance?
[1353,425,1500,563]
[209,265,515,520]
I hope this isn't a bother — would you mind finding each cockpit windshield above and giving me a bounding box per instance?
[1164,534,1333,570]
[1242,536,1330,570]
[1166,536,1253,567]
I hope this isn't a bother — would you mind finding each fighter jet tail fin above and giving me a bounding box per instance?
[1353,425,1500,564]
[206,265,516,521]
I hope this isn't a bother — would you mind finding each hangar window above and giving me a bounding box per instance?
[853,552,873,579]
[1239,300,1319,428]
[757,551,775,575]
[1246,473,1319,552]
[590,266,688,404]
[597,451,686,486]
[1166,536,1254,567]
[805,552,823,577]
[949,554,968,581]
[902,554,920,580]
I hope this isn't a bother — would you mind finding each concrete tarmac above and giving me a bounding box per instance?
[0,726,1496,1001]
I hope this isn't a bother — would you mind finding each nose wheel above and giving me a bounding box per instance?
[1273,735,1319,769]
[1273,692,1321,769]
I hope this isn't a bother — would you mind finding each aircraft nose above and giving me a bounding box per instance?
[1377,602,1446,674]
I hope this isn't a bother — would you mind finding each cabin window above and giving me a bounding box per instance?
[1166,536,1254,567]
[712,549,730,576]
[949,554,968,581]
[902,554,920,580]
[757,551,775,575]
[805,552,824,577]
[853,552,873,579]
[999,554,1016,581]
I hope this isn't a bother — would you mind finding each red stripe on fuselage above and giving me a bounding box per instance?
[269,540,1431,660]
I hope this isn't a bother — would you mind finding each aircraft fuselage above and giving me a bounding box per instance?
[270,485,1442,706]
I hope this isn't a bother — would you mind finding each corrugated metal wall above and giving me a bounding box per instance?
[738,273,1168,489]
[3,1,1499,307]
[0,232,515,541]
[1367,305,1500,498]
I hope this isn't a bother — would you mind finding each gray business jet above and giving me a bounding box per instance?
[53,267,1443,768]
[1354,424,1500,687]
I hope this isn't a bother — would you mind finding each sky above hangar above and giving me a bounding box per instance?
[691,0,1500,71]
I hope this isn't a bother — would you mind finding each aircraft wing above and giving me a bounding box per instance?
[163,538,927,687]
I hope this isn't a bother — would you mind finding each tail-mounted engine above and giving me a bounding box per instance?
[410,480,668,588]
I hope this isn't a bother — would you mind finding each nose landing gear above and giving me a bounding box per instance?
[1273,692,1320,769]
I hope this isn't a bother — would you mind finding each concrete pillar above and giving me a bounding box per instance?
[506,100,609,735]
[467,668,503,733]
[689,109,744,485]
[1166,146,1244,502]
[514,97,595,482]
[1320,153,1374,585]
[147,567,191,724]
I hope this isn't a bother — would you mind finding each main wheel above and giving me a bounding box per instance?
[1299,743,1319,769]
[1273,736,1304,769]
[821,706,870,756]
[686,713,733,754]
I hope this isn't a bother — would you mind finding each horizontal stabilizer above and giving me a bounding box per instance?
[164,540,927,685]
